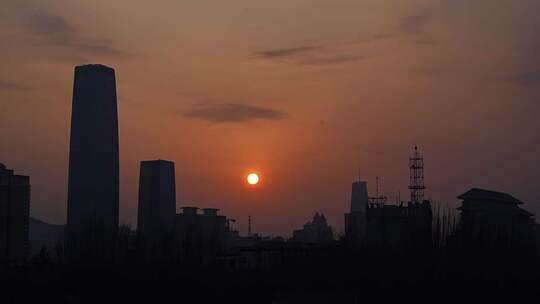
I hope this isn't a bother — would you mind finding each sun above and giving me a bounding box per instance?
[247,173,259,185]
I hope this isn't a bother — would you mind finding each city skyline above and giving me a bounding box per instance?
[2,1,540,302]
[1,0,540,236]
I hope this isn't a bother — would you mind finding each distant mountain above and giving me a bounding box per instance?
[29,217,64,255]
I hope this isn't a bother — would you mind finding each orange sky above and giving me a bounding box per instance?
[1,0,540,236]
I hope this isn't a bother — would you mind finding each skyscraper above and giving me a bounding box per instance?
[345,180,368,244]
[66,64,119,261]
[137,160,176,260]
[0,164,30,262]
[350,181,368,213]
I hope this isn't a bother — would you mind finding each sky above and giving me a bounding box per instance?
[1,0,539,236]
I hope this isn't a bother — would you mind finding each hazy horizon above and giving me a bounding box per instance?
[1,0,539,236]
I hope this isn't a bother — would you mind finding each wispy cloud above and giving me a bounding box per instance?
[255,46,322,59]
[25,14,125,57]
[400,15,430,33]
[183,103,285,123]
[0,80,32,91]
[370,14,434,44]
[253,14,432,66]
[254,45,362,66]
[299,55,363,65]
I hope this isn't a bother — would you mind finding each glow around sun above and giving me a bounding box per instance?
[247,173,259,185]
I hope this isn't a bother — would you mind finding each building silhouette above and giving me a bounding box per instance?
[456,188,536,249]
[66,64,119,261]
[137,160,176,260]
[174,207,228,265]
[218,239,320,271]
[365,200,432,248]
[0,164,30,263]
[344,180,368,245]
[345,147,432,248]
[291,212,334,243]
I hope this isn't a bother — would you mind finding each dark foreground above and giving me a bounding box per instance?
[3,246,540,304]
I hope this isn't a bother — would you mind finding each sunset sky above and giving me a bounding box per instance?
[1,0,539,236]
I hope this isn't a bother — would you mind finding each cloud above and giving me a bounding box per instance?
[515,70,540,87]
[25,14,125,57]
[183,103,285,123]
[255,46,321,59]
[254,45,362,66]
[371,33,398,41]
[255,14,432,66]
[299,55,363,65]
[0,80,31,91]
[400,15,430,33]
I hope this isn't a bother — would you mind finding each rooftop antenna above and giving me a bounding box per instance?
[378,176,383,200]
[227,218,236,232]
[358,167,361,182]
[376,176,379,198]
[248,215,252,236]
[409,145,426,204]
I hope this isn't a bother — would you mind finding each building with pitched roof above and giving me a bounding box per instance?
[456,188,535,249]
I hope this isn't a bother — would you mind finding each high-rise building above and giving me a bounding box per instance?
[66,64,119,261]
[345,180,368,244]
[137,160,176,260]
[0,164,30,262]
[350,181,368,213]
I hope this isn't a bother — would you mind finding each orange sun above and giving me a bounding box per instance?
[247,173,259,185]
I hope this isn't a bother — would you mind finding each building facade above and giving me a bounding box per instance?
[66,64,119,261]
[174,207,228,265]
[0,164,30,262]
[137,160,176,260]
[365,201,432,248]
[345,180,368,245]
[456,188,536,249]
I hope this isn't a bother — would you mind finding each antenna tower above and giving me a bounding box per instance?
[408,146,426,204]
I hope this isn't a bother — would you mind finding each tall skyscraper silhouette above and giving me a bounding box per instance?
[66,64,119,261]
[137,160,176,260]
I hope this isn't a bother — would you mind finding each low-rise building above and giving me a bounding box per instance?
[291,212,334,243]
[174,207,228,265]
